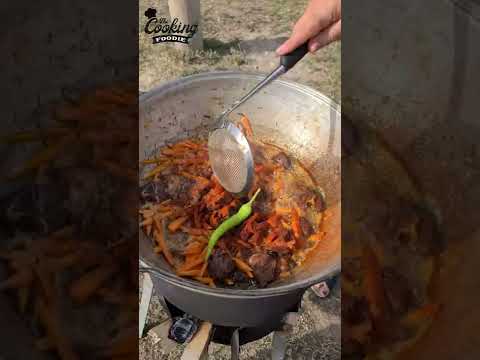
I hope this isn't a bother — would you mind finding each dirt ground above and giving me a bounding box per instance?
[139,0,341,359]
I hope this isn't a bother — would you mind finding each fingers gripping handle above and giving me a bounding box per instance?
[280,43,309,71]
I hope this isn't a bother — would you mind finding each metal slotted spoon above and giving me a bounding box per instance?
[208,43,309,195]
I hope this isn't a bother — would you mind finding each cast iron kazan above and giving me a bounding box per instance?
[139,72,341,327]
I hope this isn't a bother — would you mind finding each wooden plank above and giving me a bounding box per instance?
[167,0,203,50]
[148,319,177,353]
[138,273,153,338]
[181,322,213,360]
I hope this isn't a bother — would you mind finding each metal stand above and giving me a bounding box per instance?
[231,329,240,360]
[271,312,299,360]
[140,271,300,360]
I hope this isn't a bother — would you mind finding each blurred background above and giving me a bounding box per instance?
[139,0,341,359]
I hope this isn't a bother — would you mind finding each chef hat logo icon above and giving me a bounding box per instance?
[144,8,157,19]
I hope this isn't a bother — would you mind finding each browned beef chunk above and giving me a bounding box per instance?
[252,189,273,216]
[248,252,277,287]
[140,181,168,203]
[299,217,314,237]
[272,152,292,169]
[207,249,234,280]
[276,257,290,274]
[252,146,267,163]
[366,198,442,257]
[294,184,325,212]
[382,267,415,315]
[166,175,194,202]
[232,270,248,283]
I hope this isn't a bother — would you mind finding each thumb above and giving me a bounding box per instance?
[276,31,310,56]
[307,19,341,52]
[276,15,320,55]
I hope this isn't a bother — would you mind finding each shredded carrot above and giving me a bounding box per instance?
[248,232,261,245]
[402,303,441,327]
[194,277,216,287]
[200,262,208,277]
[153,218,174,266]
[291,208,302,239]
[168,216,189,232]
[218,205,231,218]
[273,178,283,193]
[176,269,202,277]
[162,147,187,156]
[237,240,251,248]
[193,206,201,228]
[180,172,210,185]
[141,158,164,165]
[183,242,205,255]
[140,218,153,227]
[191,235,208,243]
[233,258,254,278]
[182,227,210,236]
[143,162,170,179]
[266,214,280,228]
[146,224,152,236]
[139,209,155,217]
[276,207,292,216]
[362,244,388,324]
[264,232,278,245]
[180,255,205,271]
[239,115,254,137]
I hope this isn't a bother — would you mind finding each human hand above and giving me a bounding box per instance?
[276,0,341,55]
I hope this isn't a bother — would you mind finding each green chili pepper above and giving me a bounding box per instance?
[205,188,262,260]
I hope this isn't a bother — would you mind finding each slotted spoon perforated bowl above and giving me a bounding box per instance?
[208,43,309,194]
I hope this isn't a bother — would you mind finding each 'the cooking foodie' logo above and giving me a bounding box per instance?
[144,7,198,45]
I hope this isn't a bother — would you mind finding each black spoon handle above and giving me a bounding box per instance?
[280,42,309,71]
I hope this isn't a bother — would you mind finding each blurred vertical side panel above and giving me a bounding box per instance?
[342,0,480,359]
[0,1,138,359]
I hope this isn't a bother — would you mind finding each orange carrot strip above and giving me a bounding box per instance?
[168,216,189,232]
[200,262,208,277]
[264,232,278,245]
[193,206,201,228]
[237,240,251,248]
[153,218,174,266]
[140,218,153,226]
[182,227,210,236]
[176,269,202,277]
[402,303,441,327]
[291,208,302,239]
[233,258,254,278]
[180,172,210,185]
[254,164,264,173]
[182,242,205,255]
[193,276,215,286]
[362,244,388,324]
[275,207,292,216]
[239,115,254,137]
[180,256,205,271]
[266,214,280,228]
[69,265,117,303]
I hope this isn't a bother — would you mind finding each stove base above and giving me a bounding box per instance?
[164,298,300,345]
